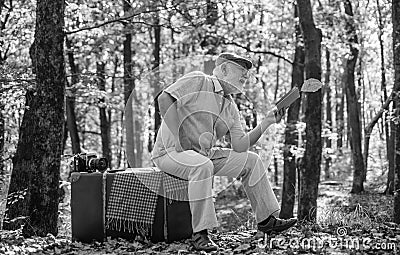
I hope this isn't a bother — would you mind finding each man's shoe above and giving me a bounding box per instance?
[258,215,297,234]
[191,231,219,252]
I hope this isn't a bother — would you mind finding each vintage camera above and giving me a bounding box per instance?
[72,152,108,173]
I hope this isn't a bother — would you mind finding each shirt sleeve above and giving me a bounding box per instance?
[164,72,208,107]
[228,101,246,142]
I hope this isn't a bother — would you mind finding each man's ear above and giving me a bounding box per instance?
[220,63,228,76]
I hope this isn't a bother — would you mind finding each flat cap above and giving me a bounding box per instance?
[215,52,253,70]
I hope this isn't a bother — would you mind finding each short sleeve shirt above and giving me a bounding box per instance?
[151,71,245,160]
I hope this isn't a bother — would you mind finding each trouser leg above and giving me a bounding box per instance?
[153,150,218,232]
[212,150,280,223]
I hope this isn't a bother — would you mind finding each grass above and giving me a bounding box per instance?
[318,203,373,231]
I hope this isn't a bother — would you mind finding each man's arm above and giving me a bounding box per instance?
[231,108,285,152]
[158,91,179,138]
[158,91,186,151]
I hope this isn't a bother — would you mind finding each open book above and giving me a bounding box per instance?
[275,87,300,111]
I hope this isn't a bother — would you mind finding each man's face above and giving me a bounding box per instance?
[223,62,249,94]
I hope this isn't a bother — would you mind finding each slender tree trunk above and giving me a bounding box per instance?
[343,0,365,194]
[123,0,137,167]
[296,0,322,222]
[109,56,118,168]
[392,0,400,224]
[4,0,65,236]
[324,49,332,179]
[203,0,218,74]
[0,96,4,206]
[0,94,4,170]
[336,77,344,152]
[0,2,5,182]
[274,58,280,185]
[123,2,133,105]
[117,111,123,168]
[66,38,81,154]
[364,93,393,173]
[386,121,395,194]
[280,5,305,219]
[376,0,396,194]
[149,11,161,152]
[97,61,112,166]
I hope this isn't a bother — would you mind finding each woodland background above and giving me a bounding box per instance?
[0,0,400,254]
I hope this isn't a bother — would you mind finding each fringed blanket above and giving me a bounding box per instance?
[105,168,188,236]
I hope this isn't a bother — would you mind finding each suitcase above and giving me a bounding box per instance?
[71,168,193,243]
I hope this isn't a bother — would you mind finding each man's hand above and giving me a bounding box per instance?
[265,107,286,125]
[274,108,286,123]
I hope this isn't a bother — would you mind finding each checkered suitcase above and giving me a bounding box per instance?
[71,169,193,243]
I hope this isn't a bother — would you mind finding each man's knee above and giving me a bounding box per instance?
[245,151,261,169]
[189,159,214,180]
[237,151,266,186]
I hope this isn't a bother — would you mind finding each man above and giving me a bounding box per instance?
[151,52,297,251]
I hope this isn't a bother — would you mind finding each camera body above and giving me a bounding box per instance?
[73,152,108,173]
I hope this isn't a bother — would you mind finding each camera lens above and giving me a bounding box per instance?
[96,158,108,171]
[88,157,108,172]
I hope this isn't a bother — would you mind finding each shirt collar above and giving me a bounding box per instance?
[211,75,224,94]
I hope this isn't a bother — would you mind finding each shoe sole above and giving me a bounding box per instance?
[259,219,297,234]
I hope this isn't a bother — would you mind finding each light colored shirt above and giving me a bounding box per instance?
[151,71,245,160]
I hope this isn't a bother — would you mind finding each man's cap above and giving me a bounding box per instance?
[215,52,253,70]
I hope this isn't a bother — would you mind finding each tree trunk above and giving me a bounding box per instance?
[149,11,161,152]
[123,0,137,167]
[4,0,65,236]
[0,96,4,199]
[296,0,322,222]
[336,77,344,152]
[343,0,365,194]
[280,5,305,219]
[123,8,133,105]
[324,49,332,179]
[66,38,81,154]
[392,0,400,224]
[376,0,395,194]
[274,58,280,185]
[0,0,6,181]
[109,56,117,168]
[203,0,218,74]
[385,122,395,194]
[117,112,123,168]
[364,93,393,173]
[97,61,112,166]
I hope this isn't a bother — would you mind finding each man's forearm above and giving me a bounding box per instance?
[248,118,275,146]
[232,118,274,152]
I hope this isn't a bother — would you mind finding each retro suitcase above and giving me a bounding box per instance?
[71,169,192,243]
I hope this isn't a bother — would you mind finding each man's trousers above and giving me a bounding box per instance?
[153,149,280,233]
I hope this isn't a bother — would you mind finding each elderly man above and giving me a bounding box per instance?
[151,52,297,251]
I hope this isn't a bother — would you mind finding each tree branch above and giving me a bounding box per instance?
[82,130,101,136]
[365,90,394,135]
[65,8,163,35]
[223,40,294,65]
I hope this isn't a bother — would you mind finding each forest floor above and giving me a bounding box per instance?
[1,153,400,254]
[1,180,399,254]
